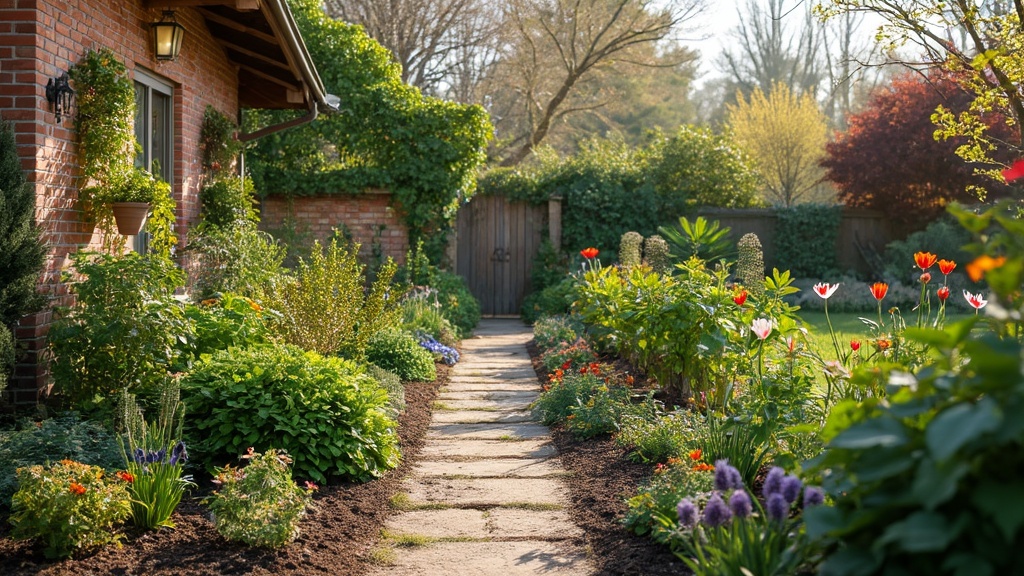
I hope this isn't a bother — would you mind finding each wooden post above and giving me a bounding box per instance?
[548,196,562,250]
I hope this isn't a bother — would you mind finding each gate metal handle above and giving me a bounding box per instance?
[492,247,511,262]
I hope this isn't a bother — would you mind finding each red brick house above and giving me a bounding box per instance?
[1,0,335,404]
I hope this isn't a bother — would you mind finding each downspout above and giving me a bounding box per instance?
[236,103,318,143]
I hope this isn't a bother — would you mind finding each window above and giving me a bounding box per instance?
[133,69,174,253]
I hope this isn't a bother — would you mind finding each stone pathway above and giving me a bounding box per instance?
[368,319,592,576]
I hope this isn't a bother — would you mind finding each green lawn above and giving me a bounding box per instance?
[798,310,973,357]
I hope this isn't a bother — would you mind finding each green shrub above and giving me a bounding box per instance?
[696,415,773,488]
[0,413,124,511]
[533,371,606,426]
[623,461,715,542]
[529,238,569,293]
[207,448,314,548]
[366,329,437,382]
[617,410,701,464]
[48,252,191,415]
[521,277,578,324]
[401,290,458,348]
[198,175,258,229]
[366,364,405,417]
[184,292,275,358]
[565,383,647,439]
[619,231,643,268]
[736,233,765,297]
[399,241,480,338]
[182,343,400,483]
[0,324,12,398]
[658,216,735,264]
[539,338,597,372]
[532,315,581,351]
[775,204,842,277]
[184,222,287,302]
[882,217,972,283]
[9,460,132,559]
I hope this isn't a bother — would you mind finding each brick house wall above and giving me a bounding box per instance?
[0,0,239,403]
[260,191,410,266]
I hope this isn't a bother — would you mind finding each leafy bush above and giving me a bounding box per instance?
[882,217,972,283]
[48,252,191,414]
[184,222,287,302]
[565,381,646,439]
[539,338,597,372]
[366,364,405,417]
[9,460,132,558]
[696,415,774,489]
[207,448,315,548]
[521,277,578,324]
[182,343,400,483]
[659,216,735,264]
[198,175,258,229]
[775,204,842,277]
[0,413,124,511]
[272,239,399,358]
[529,238,570,294]
[366,329,437,382]
[400,241,480,338]
[532,315,581,351]
[184,293,276,358]
[617,410,702,464]
[624,460,715,541]
[401,289,458,348]
[533,370,605,426]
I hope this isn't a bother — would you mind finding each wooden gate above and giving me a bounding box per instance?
[455,196,547,316]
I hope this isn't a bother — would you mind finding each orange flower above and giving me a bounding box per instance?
[938,259,956,275]
[69,482,86,495]
[580,247,599,259]
[870,282,888,301]
[966,255,1006,282]
[876,338,891,351]
[688,448,703,461]
[116,471,135,483]
[625,375,635,386]
[914,251,937,271]
[666,457,681,466]
[693,462,715,472]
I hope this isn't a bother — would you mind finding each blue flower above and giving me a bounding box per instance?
[133,447,146,465]
[702,493,733,527]
[803,486,825,508]
[169,441,189,465]
[714,460,743,491]
[677,498,698,528]
[781,475,803,504]
[729,490,753,519]
[766,492,789,522]
[763,466,785,499]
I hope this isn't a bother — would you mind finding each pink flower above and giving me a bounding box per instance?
[963,290,988,310]
[919,272,931,284]
[813,282,839,299]
[751,318,773,340]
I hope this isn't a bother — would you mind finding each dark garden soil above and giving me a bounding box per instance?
[0,364,448,576]
[526,342,689,576]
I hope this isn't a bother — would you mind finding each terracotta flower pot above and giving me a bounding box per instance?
[110,202,150,235]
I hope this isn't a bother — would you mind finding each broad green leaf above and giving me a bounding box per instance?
[972,481,1024,542]
[925,396,1000,461]
[911,457,968,509]
[876,510,961,553]
[830,417,908,449]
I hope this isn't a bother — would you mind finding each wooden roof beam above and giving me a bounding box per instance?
[196,7,279,45]
[219,39,293,72]
[144,0,260,11]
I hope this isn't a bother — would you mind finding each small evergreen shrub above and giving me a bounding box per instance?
[207,448,315,548]
[366,364,405,417]
[9,460,132,558]
[366,329,437,382]
[182,343,400,483]
[0,413,124,511]
[198,175,258,229]
[620,231,643,268]
[775,204,842,277]
[521,277,578,324]
[529,238,569,294]
[736,233,765,297]
[643,234,671,274]
[532,315,580,351]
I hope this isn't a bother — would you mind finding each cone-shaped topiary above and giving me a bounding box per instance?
[619,231,643,269]
[736,233,765,297]
[644,235,671,275]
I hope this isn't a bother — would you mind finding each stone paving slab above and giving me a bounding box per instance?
[412,457,565,478]
[455,369,539,379]
[485,508,584,539]
[383,508,581,540]
[437,390,539,402]
[384,508,489,539]
[402,477,567,506]
[368,541,590,576]
[430,410,535,424]
[435,397,533,411]
[442,383,540,395]
[426,423,550,440]
[419,438,556,459]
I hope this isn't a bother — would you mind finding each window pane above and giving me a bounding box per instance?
[152,92,170,179]
[133,82,147,168]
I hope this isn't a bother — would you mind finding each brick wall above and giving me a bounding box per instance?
[260,191,410,266]
[0,0,239,403]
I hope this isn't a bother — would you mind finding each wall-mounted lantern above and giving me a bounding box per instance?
[151,10,186,61]
[45,72,74,124]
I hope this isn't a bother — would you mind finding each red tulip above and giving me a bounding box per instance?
[919,272,931,284]
[937,286,950,302]
[914,251,937,271]
[938,259,956,275]
[580,247,599,259]
[870,282,888,301]
[1002,159,1024,182]
[850,339,861,351]
[733,289,747,306]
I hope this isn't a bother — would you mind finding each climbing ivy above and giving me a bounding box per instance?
[244,0,492,262]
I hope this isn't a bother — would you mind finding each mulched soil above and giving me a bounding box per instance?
[527,342,689,576]
[0,364,448,576]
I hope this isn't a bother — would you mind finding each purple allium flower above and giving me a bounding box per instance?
[677,498,698,528]
[702,493,733,527]
[133,447,146,465]
[763,466,785,499]
[729,490,753,519]
[804,486,825,508]
[781,475,803,504]
[169,441,189,465]
[714,460,743,491]
[766,492,789,522]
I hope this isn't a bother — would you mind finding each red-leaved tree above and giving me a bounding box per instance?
[822,70,1016,225]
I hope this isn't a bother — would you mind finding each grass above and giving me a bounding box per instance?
[798,310,973,358]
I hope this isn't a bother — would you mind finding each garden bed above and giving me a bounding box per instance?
[0,365,448,576]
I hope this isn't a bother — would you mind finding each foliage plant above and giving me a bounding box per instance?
[199,105,244,175]
[206,448,315,548]
[182,342,399,483]
[736,233,765,297]
[695,415,774,489]
[522,277,579,324]
[365,329,437,382]
[272,239,399,358]
[184,293,275,358]
[774,203,842,278]
[245,0,492,263]
[198,175,259,230]
[619,231,644,268]
[532,315,581,351]
[9,459,132,559]
[366,364,405,418]
[624,459,715,542]
[528,238,570,295]
[0,116,46,329]
[882,217,972,284]
[117,381,194,530]
[0,325,12,397]
[616,409,701,464]
[533,364,650,438]
[539,338,597,372]
[48,252,192,415]
[399,241,480,337]
[0,413,124,511]
[533,369,607,426]
[184,221,287,302]
[658,216,735,265]
[400,288,458,348]
[805,201,1024,576]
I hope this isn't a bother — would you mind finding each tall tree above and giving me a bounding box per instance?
[489,0,707,166]
[727,82,832,207]
[821,71,1016,224]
